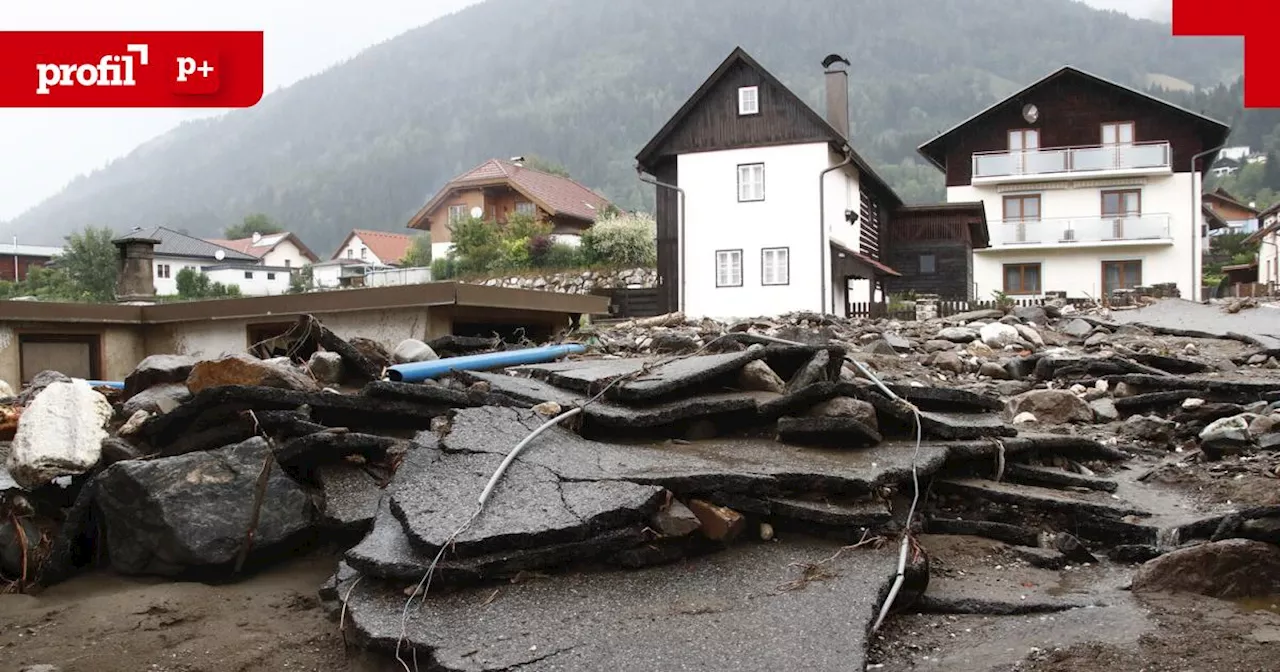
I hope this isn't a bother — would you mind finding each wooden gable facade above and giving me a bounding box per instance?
[882,203,988,300]
[919,67,1232,186]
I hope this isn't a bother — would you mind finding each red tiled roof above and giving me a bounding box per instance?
[334,229,416,264]
[205,232,321,263]
[409,159,613,230]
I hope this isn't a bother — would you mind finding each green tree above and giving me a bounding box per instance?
[57,226,120,302]
[224,213,284,239]
[400,233,433,267]
[580,212,657,267]
[175,267,242,300]
[288,265,314,294]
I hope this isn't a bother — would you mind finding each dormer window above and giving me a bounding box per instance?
[738,86,759,115]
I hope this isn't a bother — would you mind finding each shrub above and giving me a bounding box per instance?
[540,243,583,269]
[580,212,657,268]
[431,256,457,280]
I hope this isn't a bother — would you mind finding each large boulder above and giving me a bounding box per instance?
[123,354,198,399]
[307,351,345,385]
[5,380,112,489]
[1006,389,1093,425]
[806,397,879,431]
[1131,539,1280,599]
[936,327,977,344]
[392,339,439,365]
[121,383,190,416]
[95,436,316,576]
[186,353,319,394]
[1119,415,1176,443]
[979,323,1020,349]
[1200,414,1256,459]
[737,360,785,394]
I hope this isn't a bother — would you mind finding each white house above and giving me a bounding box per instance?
[1246,204,1280,289]
[634,48,904,320]
[917,67,1232,301]
[206,231,320,269]
[136,227,289,297]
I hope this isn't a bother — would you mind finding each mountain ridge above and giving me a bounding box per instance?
[3,0,1242,252]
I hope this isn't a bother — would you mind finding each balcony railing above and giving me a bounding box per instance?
[972,142,1172,180]
[988,214,1173,247]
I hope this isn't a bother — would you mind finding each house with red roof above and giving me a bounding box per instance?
[204,231,321,270]
[310,229,420,289]
[407,158,614,259]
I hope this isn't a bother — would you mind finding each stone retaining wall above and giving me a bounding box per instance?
[471,267,657,295]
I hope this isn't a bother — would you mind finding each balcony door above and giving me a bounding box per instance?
[1102,122,1135,170]
[1102,189,1141,240]
[1008,129,1039,175]
[1003,194,1041,244]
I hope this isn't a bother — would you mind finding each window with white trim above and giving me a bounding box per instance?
[761,247,789,286]
[737,163,764,202]
[515,201,537,216]
[716,249,742,287]
[448,204,467,223]
[738,86,759,115]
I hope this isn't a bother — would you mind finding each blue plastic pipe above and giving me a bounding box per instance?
[386,344,586,382]
[84,380,124,389]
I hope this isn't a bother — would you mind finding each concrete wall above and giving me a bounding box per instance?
[679,141,849,319]
[0,322,144,387]
[948,172,1200,299]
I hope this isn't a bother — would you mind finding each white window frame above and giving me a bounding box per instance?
[448,204,467,223]
[716,249,743,288]
[738,86,759,115]
[761,247,789,286]
[515,201,537,216]
[737,163,764,202]
[360,247,368,261]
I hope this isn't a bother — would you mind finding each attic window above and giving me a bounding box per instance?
[738,86,759,116]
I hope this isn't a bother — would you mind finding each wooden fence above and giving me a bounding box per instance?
[849,297,1096,319]
[598,287,663,319]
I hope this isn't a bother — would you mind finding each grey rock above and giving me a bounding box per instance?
[1119,415,1176,443]
[1089,398,1120,423]
[1006,389,1093,425]
[1084,332,1111,348]
[99,437,141,466]
[1131,539,1280,599]
[806,396,878,430]
[924,339,957,353]
[121,383,190,416]
[883,332,914,352]
[1054,532,1098,564]
[994,381,1034,397]
[1249,414,1277,437]
[307,351,345,384]
[980,323,1020,349]
[737,359,785,394]
[937,327,978,343]
[1061,319,1094,339]
[1200,414,1256,458]
[95,437,316,576]
[865,340,899,356]
[16,370,71,405]
[1014,324,1045,348]
[948,309,1004,323]
[978,362,1010,380]
[1260,432,1280,450]
[785,349,831,392]
[1013,305,1049,325]
[123,354,197,398]
[933,351,966,374]
[651,500,701,537]
[392,338,439,364]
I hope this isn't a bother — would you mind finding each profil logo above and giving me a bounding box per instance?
[0,31,262,108]
[1173,0,1280,108]
[35,44,150,95]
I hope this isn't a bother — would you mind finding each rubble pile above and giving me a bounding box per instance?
[3,300,1280,669]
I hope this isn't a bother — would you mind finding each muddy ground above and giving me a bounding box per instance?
[3,539,1277,672]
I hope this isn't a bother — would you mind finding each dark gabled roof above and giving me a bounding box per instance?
[917,66,1232,172]
[635,47,902,207]
[137,227,257,262]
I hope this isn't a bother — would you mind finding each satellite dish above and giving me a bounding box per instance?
[251,232,262,243]
[215,250,225,261]
[470,206,483,219]
[1022,104,1040,124]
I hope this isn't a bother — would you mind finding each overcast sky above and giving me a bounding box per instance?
[0,0,1167,222]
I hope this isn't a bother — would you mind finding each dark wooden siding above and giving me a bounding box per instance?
[0,255,51,282]
[654,159,680,314]
[882,240,973,300]
[645,60,836,161]
[859,188,882,260]
[940,74,1220,186]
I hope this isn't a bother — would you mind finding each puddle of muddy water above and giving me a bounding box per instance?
[1234,596,1280,614]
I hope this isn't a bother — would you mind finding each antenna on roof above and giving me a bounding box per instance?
[510,156,525,166]
[251,232,262,243]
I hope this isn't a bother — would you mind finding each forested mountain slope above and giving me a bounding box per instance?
[2,0,1242,252]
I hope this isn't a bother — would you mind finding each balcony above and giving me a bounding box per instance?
[972,142,1172,184]
[982,214,1174,249]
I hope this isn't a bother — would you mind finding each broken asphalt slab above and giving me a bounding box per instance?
[441,406,949,497]
[339,538,898,672]
[1105,299,1280,347]
[609,347,767,402]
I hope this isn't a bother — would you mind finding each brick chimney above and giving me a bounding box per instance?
[112,231,161,302]
[823,54,852,140]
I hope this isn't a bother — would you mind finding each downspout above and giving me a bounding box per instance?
[1192,143,1225,302]
[637,168,686,313]
[820,146,855,315]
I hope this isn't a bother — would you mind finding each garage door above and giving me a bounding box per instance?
[20,335,100,383]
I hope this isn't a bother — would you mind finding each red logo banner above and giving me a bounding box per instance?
[0,31,263,108]
[1173,0,1280,108]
